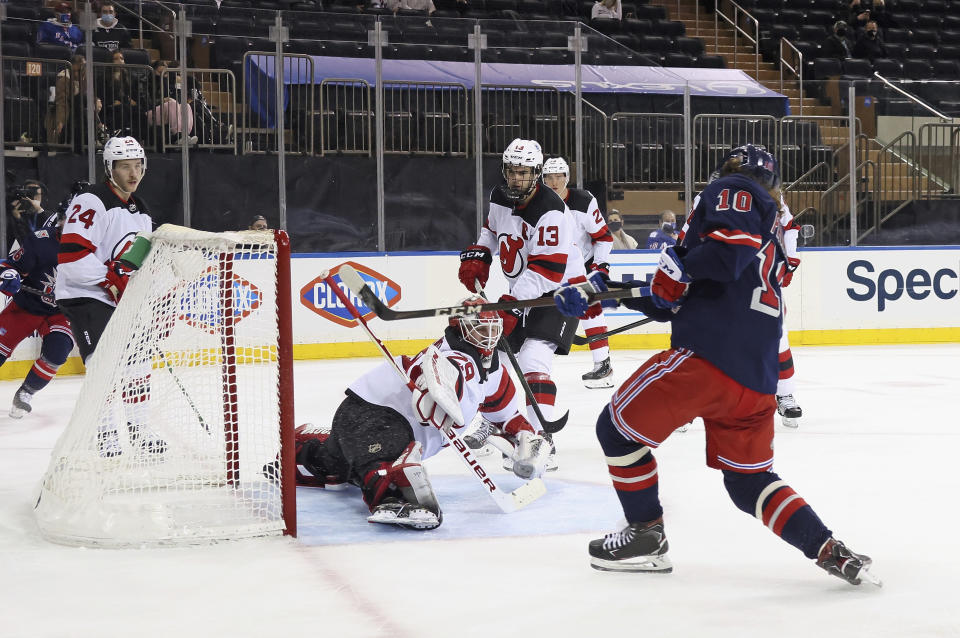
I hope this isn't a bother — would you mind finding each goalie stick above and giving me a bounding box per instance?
[323,270,547,514]
[337,265,649,322]
[475,280,568,435]
[573,317,656,346]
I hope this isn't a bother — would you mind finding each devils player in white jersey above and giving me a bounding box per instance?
[55,135,163,456]
[276,304,550,530]
[541,156,615,388]
[458,138,586,448]
[773,189,804,427]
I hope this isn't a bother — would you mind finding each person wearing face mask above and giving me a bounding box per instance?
[608,210,638,250]
[823,21,854,59]
[646,210,679,250]
[852,19,887,61]
[36,2,84,52]
[92,2,131,53]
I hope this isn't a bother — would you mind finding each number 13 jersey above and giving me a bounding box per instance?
[476,184,585,300]
[55,183,153,307]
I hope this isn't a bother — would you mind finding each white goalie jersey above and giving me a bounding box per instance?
[348,336,524,459]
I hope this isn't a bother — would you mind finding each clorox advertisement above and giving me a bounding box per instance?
[299,261,401,328]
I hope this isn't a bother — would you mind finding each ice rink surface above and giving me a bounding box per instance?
[1,344,958,638]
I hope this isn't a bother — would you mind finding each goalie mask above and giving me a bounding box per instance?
[500,138,543,203]
[451,296,502,364]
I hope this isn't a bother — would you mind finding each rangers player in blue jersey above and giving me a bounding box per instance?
[553,145,880,587]
[0,198,75,418]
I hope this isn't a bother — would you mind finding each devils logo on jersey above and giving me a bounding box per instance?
[111,231,137,261]
[498,233,525,278]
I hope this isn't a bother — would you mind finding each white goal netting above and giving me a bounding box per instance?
[35,225,295,547]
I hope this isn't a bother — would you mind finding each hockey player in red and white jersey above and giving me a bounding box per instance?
[283,303,551,530]
[542,156,615,389]
[774,189,804,427]
[457,139,586,445]
[55,135,163,456]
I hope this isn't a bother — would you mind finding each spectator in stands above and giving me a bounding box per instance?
[92,2,131,53]
[850,0,890,31]
[45,55,106,149]
[852,19,887,61]
[248,216,269,231]
[145,60,197,146]
[822,20,855,59]
[646,210,679,250]
[102,51,139,135]
[591,0,622,21]
[607,210,638,250]
[36,2,84,53]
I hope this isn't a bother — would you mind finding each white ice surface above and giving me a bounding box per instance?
[1,345,958,638]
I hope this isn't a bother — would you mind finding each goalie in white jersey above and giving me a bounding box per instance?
[278,301,551,530]
[55,135,163,456]
[542,156,615,389]
[458,139,586,443]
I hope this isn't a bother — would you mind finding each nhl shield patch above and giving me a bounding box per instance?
[300,261,401,327]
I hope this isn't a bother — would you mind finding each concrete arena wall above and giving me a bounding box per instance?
[0,246,957,380]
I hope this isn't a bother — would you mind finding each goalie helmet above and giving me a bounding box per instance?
[103,136,146,187]
[712,144,780,190]
[500,138,543,202]
[451,296,502,363]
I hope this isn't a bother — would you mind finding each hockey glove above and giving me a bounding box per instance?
[650,246,691,310]
[98,259,137,303]
[458,245,492,293]
[590,261,611,277]
[553,271,613,319]
[781,256,801,287]
[497,294,523,337]
[0,269,22,296]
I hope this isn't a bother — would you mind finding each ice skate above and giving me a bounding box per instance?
[9,389,33,419]
[367,496,442,530]
[464,418,501,450]
[816,538,881,587]
[589,518,673,573]
[582,357,614,389]
[776,394,802,428]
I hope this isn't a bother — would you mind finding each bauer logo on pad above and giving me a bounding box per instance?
[300,261,401,327]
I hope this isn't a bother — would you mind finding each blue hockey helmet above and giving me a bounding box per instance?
[714,144,781,190]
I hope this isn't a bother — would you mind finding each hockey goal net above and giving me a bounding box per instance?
[35,225,296,547]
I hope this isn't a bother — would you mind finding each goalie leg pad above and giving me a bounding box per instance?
[363,441,442,530]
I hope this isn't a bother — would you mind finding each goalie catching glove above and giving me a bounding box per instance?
[409,345,465,434]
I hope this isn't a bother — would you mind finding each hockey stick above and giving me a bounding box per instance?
[323,270,547,514]
[155,348,211,434]
[337,264,649,321]
[475,280,568,435]
[572,316,657,346]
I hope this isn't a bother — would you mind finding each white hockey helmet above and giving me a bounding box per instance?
[500,138,543,202]
[542,156,569,176]
[103,136,146,184]
[451,296,502,361]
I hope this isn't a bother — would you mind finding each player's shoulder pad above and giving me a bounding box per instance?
[566,188,595,213]
[517,184,566,227]
[489,186,513,208]
[67,188,109,216]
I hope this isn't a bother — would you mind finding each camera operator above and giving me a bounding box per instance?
[0,179,79,418]
[7,178,48,242]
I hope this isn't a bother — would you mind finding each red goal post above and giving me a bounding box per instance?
[35,225,296,547]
